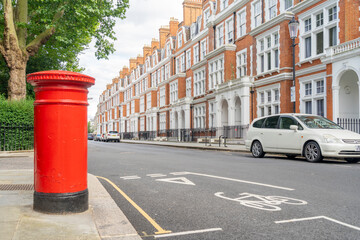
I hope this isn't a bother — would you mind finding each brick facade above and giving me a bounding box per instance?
[95,0,360,141]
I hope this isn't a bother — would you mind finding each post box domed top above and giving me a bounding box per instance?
[27,70,95,86]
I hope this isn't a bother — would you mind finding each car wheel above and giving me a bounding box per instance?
[286,154,297,159]
[345,158,359,163]
[251,141,265,158]
[304,141,323,162]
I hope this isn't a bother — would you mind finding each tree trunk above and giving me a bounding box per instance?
[8,59,27,100]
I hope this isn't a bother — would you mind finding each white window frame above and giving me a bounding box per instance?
[257,84,281,117]
[266,0,277,21]
[200,39,207,60]
[216,23,224,48]
[146,93,151,110]
[252,0,262,29]
[186,77,192,98]
[208,55,224,90]
[178,31,183,48]
[204,8,210,26]
[194,104,206,129]
[237,7,247,38]
[299,73,326,116]
[186,49,192,69]
[194,68,206,97]
[256,27,280,75]
[170,80,178,104]
[131,100,135,114]
[140,96,145,113]
[180,53,186,72]
[160,87,166,107]
[299,0,339,62]
[236,48,247,78]
[225,16,234,44]
[193,44,200,64]
[209,101,217,128]
[159,113,166,131]
[165,63,170,80]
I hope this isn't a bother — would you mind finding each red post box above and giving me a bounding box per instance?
[27,70,95,213]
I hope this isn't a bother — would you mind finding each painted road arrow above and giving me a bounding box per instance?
[156,177,195,186]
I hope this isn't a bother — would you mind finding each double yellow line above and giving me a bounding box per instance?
[96,176,171,235]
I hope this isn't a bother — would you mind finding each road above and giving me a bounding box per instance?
[88,141,360,240]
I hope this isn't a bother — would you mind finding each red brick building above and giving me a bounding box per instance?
[96,0,360,141]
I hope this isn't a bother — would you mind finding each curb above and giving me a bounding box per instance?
[119,140,248,152]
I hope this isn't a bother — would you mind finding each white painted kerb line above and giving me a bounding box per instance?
[275,216,360,231]
[187,172,294,191]
[155,228,223,238]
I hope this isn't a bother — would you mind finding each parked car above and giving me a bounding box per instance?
[245,114,360,163]
[94,134,101,141]
[87,133,94,140]
[104,131,120,142]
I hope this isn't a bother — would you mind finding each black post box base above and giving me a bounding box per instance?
[33,189,88,214]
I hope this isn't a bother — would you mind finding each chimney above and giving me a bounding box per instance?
[151,38,160,50]
[183,0,202,26]
[136,54,144,65]
[120,66,129,78]
[129,58,137,71]
[169,17,179,37]
[159,26,170,49]
[143,45,152,58]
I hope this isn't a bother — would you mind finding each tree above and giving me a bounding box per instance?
[0,0,129,100]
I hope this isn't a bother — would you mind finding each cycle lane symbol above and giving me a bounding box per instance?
[215,192,307,211]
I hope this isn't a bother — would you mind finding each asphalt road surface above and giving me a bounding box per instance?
[88,141,360,240]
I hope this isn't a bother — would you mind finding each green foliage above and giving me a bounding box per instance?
[88,121,93,133]
[0,0,129,98]
[0,95,34,125]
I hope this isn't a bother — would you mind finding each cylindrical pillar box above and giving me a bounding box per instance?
[27,70,95,214]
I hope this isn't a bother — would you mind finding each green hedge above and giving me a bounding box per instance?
[0,96,34,151]
[0,95,34,125]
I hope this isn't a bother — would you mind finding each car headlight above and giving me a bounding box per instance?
[323,134,341,143]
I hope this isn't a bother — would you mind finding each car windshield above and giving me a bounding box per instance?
[297,115,342,129]
[109,131,118,133]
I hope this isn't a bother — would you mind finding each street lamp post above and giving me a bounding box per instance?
[288,17,299,113]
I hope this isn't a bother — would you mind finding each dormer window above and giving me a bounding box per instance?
[166,42,171,57]
[204,8,210,25]
[178,32,183,48]
[220,0,229,11]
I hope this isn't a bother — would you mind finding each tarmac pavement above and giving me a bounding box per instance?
[0,140,247,240]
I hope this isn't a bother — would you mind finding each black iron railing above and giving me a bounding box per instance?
[0,122,34,151]
[337,118,360,134]
[138,131,156,140]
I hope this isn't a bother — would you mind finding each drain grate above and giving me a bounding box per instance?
[0,184,34,191]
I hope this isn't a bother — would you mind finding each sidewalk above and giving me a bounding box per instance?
[119,139,248,152]
[0,152,142,240]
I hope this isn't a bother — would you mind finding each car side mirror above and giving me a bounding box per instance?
[290,125,298,131]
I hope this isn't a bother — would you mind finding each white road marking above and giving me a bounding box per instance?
[147,174,167,178]
[154,228,223,238]
[170,172,190,175]
[156,177,195,186]
[120,176,141,180]
[187,172,294,191]
[275,216,360,231]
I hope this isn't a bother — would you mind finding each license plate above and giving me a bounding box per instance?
[356,145,360,152]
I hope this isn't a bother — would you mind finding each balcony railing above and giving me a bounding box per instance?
[326,37,360,57]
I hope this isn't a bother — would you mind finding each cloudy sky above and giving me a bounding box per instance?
[79,0,184,120]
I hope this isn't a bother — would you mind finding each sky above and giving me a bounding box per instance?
[79,0,184,120]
